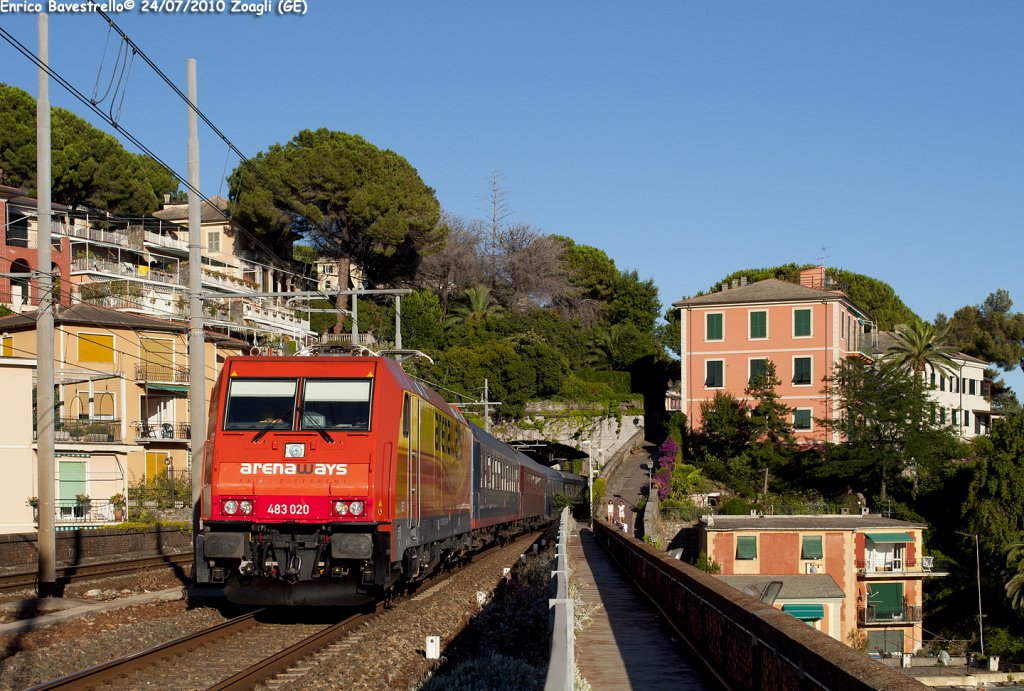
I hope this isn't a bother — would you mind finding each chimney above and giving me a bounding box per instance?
[163,194,170,205]
[731,279,739,289]
[740,276,748,286]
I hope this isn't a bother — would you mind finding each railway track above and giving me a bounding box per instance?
[0,553,192,594]
[33,607,377,690]
[28,539,524,689]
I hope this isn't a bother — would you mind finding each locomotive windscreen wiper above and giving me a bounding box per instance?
[301,412,334,443]
[251,420,281,443]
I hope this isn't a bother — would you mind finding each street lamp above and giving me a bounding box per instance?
[957,531,984,656]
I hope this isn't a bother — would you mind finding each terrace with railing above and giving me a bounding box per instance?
[855,555,945,577]
[131,420,190,441]
[44,418,123,444]
[860,604,922,625]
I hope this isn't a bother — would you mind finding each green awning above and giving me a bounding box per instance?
[145,383,189,394]
[782,604,824,621]
[865,532,913,543]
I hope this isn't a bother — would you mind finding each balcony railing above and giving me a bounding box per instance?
[143,229,188,252]
[856,556,941,576]
[131,420,191,441]
[860,605,922,624]
[135,364,189,383]
[46,418,123,444]
[32,499,124,525]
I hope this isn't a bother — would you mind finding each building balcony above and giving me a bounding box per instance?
[64,224,138,249]
[142,229,188,253]
[860,605,922,625]
[72,258,181,286]
[135,364,189,384]
[43,418,123,444]
[856,556,947,578]
[131,420,190,442]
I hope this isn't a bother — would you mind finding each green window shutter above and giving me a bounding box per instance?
[794,309,811,337]
[706,313,723,340]
[794,357,811,385]
[706,361,723,388]
[749,359,767,384]
[736,535,757,560]
[750,311,767,338]
[801,536,823,559]
[867,583,903,618]
[794,409,811,430]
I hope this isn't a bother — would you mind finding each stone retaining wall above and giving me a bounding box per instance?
[0,526,192,571]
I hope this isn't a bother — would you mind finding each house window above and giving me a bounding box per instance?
[705,360,724,388]
[952,409,959,426]
[736,536,757,560]
[939,375,945,392]
[706,313,723,341]
[801,535,823,560]
[964,410,970,427]
[939,408,946,424]
[969,379,977,395]
[793,408,812,431]
[78,333,114,363]
[794,309,811,337]
[207,230,221,253]
[749,311,767,339]
[930,371,935,388]
[793,357,812,385]
[749,358,767,384]
[841,313,846,338]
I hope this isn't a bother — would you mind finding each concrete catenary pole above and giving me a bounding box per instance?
[186,60,206,516]
[35,13,57,596]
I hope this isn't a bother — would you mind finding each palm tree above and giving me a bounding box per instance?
[447,286,503,324]
[1006,542,1024,609]
[882,321,960,379]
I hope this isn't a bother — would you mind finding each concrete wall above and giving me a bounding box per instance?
[593,521,927,690]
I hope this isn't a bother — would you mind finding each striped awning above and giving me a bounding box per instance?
[782,603,824,621]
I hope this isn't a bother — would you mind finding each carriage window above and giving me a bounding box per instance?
[225,379,297,430]
[301,379,372,431]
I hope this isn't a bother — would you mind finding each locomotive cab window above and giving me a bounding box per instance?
[301,379,372,431]
[224,379,297,430]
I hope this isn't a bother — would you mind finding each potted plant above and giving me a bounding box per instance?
[110,493,126,521]
[75,493,91,518]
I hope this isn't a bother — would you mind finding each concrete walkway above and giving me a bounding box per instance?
[571,523,717,690]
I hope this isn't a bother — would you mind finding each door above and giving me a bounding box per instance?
[408,397,421,540]
[59,461,86,518]
[140,337,174,381]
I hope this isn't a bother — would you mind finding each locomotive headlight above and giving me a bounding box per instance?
[284,442,306,459]
[334,500,349,516]
[223,499,239,515]
[239,500,254,515]
[348,500,365,516]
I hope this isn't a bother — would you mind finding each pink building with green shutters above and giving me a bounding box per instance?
[672,267,875,443]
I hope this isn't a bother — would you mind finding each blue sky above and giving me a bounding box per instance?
[2,3,1023,388]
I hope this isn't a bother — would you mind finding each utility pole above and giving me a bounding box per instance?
[186,59,206,519]
[394,295,401,350]
[35,13,57,597]
[483,379,490,433]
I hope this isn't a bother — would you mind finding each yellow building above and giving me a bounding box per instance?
[0,304,245,531]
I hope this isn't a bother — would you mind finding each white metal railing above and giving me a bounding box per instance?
[144,229,188,252]
[544,507,574,691]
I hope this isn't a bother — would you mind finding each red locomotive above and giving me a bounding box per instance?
[193,354,583,605]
